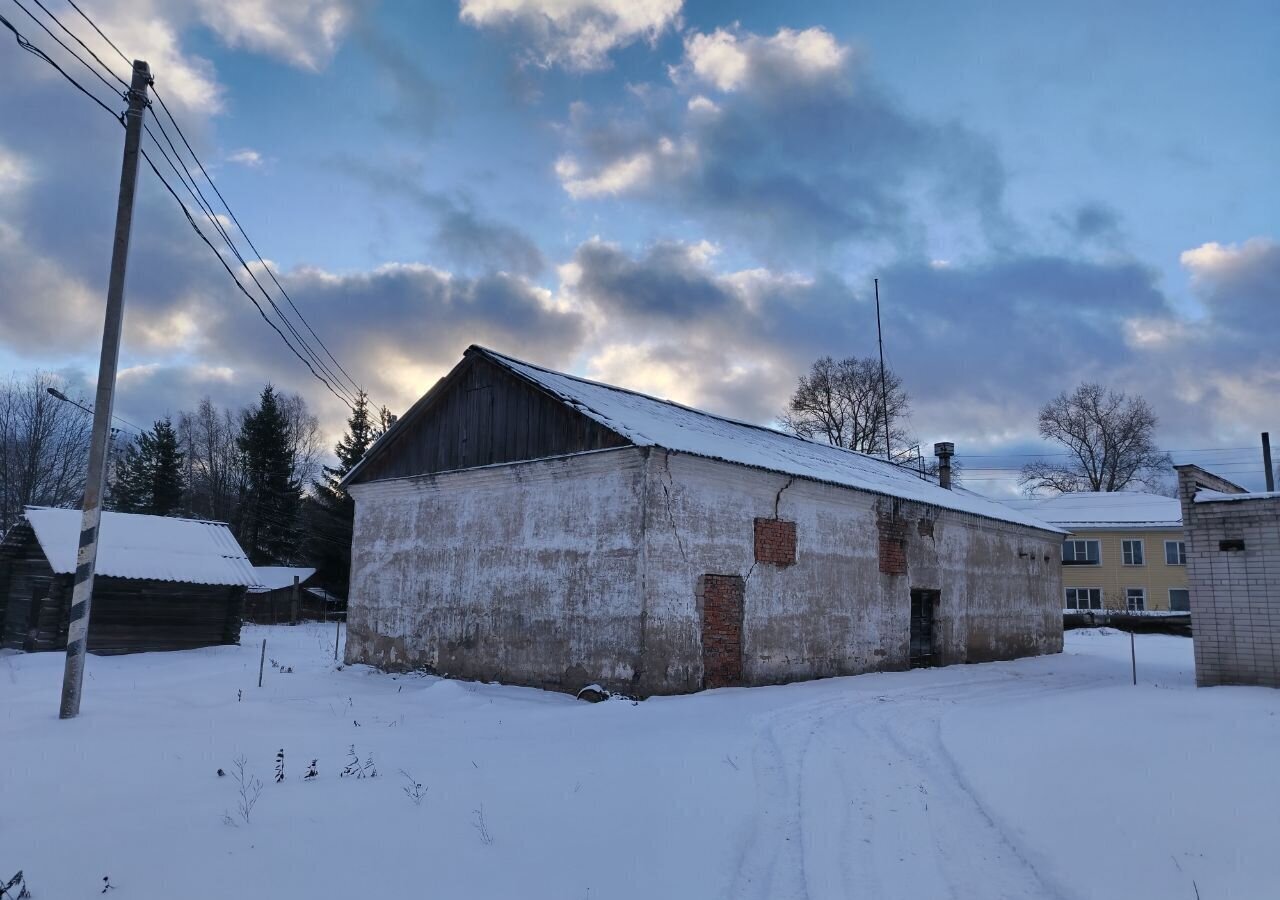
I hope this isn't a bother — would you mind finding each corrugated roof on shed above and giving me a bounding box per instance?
[20,506,257,587]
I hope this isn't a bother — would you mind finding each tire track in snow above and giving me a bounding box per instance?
[727,667,1078,900]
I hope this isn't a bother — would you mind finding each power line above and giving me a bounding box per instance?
[148,85,366,400]
[140,115,359,407]
[7,0,119,96]
[2,2,366,412]
[30,0,125,87]
[0,8,120,121]
[62,0,128,68]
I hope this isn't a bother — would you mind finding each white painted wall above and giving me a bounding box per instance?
[346,446,1063,694]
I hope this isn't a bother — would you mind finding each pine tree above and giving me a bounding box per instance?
[150,417,185,516]
[107,435,148,513]
[106,417,185,515]
[307,390,378,596]
[238,386,300,564]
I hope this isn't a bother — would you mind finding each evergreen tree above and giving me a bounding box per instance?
[106,417,185,515]
[107,435,148,513]
[238,386,300,564]
[307,390,377,596]
[149,417,185,515]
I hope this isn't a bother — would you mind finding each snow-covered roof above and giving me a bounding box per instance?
[1006,491,1182,530]
[431,347,1060,533]
[1195,489,1280,504]
[248,566,317,593]
[18,507,257,586]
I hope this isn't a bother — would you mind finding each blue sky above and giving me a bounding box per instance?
[0,0,1276,492]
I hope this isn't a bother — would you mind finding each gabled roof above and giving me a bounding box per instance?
[352,345,1062,533]
[14,507,257,587]
[1005,491,1182,530]
[248,566,317,593]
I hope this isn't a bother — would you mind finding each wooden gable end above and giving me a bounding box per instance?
[351,354,632,484]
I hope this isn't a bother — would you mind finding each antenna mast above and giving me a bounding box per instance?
[874,278,892,460]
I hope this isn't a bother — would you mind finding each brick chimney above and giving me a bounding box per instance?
[933,442,954,490]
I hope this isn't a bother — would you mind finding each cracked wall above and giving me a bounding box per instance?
[345,444,1062,696]
[345,447,650,692]
[641,450,1062,687]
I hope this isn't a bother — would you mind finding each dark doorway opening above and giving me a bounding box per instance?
[909,588,940,668]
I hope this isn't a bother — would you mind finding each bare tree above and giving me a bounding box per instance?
[278,392,323,493]
[0,372,94,530]
[1020,383,1172,494]
[781,356,910,455]
[178,397,244,523]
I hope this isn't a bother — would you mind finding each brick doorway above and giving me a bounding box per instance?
[699,574,744,689]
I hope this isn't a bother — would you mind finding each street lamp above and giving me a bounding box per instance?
[46,387,131,437]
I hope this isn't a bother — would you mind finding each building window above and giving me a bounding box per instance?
[1062,539,1100,566]
[1165,541,1186,565]
[1126,588,1146,612]
[1169,589,1190,612]
[1122,539,1145,566]
[1065,587,1103,610]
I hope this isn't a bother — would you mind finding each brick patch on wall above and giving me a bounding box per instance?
[699,574,745,689]
[878,509,909,576]
[754,517,797,566]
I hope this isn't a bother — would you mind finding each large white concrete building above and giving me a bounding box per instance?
[342,346,1065,695]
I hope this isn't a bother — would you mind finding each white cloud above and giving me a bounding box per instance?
[227,148,264,168]
[193,0,357,71]
[555,136,693,198]
[0,146,30,197]
[680,26,849,93]
[682,29,748,91]
[1180,238,1277,282]
[460,0,682,70]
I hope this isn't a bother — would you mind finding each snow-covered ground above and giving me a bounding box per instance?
[3,626,1277,899]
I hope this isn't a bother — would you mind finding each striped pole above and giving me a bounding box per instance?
[59,61,150,719]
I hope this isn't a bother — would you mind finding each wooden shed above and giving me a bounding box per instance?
[0,507,255,654]
[244,566,317,623]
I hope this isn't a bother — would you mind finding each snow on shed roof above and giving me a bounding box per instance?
[1006,491,1182,529]
[1194,488,1280,504]
[20,507,257,586]
[248,566,317,593]
[462,347,1063,533]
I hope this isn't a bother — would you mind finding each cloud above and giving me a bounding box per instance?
[357,25,447,139]
[678,26,849,93]
[192,0,360,71]
[227,149,264,168]
[459,0,682,70]
[555,25,1009,263]
[339,156,545,276]
[1180,237,1280,339]
[1062,202,1122,242]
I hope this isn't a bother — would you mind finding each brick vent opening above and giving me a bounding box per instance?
[754,517,797,566]
[699,574,745,689]
[878,511,909,576]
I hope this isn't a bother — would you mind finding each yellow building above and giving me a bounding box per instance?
[1010,492,1188,612]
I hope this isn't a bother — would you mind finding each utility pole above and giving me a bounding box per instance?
[59,60,150,720]
[874,278,891,461]
[1263,432,1275,493]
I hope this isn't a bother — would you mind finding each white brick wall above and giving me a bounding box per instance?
[1176,465,1280,688]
